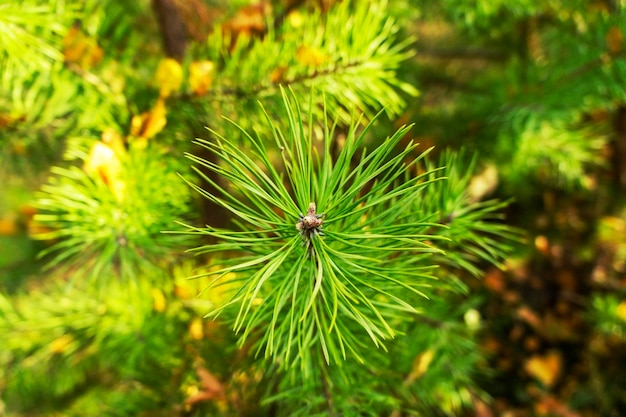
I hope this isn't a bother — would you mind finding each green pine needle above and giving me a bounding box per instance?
[182,88,447,369]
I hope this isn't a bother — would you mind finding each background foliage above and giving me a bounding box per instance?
[2,0,626,416]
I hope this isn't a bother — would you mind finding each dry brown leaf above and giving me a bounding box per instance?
[185,366,225,405]
[607,26,624,55]
[534,393,580,417]
[473,394,494,417]
[222,2,269,47]
[484,268,506,293]
[516,306,542,330]
[481,337,501,355]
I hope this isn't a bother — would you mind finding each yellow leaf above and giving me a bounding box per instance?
[287,10,304,28]
[152,288,167,313]
[156,58,183,98]
[296,45,327,67]
[189,317,204,340]
[50,334,75,354]
[524,351,562,387]
[130,98,167,140]
[405,349,435,385]
[189,60,215,96]
[84,141,125,201]
[616,300,626,322]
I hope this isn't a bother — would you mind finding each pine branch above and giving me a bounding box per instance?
[183,60,364,100]
[179,88,444,368]
[175,0,417,127]
[34,144,196,281]
[178,89,517,388]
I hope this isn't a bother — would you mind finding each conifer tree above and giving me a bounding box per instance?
[18,0,626,416]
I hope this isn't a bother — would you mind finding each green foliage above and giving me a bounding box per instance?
[393,296,488,415]
[0,0,525,416]
[184,0,417,132]
[416,0,624,193]
[0,276,206,415]
[179,89,515,415]
[0,0,77,75]
[34,143,195,281]
[422,150,519,280]
[498,115,607,189]
[591,294,626,338]
[182,89,446,368]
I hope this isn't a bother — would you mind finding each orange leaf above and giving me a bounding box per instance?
[174,284,192,300]
[223,3,268,39]
[63,25,103,69]
[155,58,183,98]
[484,268,505,293]
[0,217,18,236]
[607,26,623,55]
[524,350,562,387]
[130,98,167,140]
[270,65,288,84]
[189,60,215,96]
